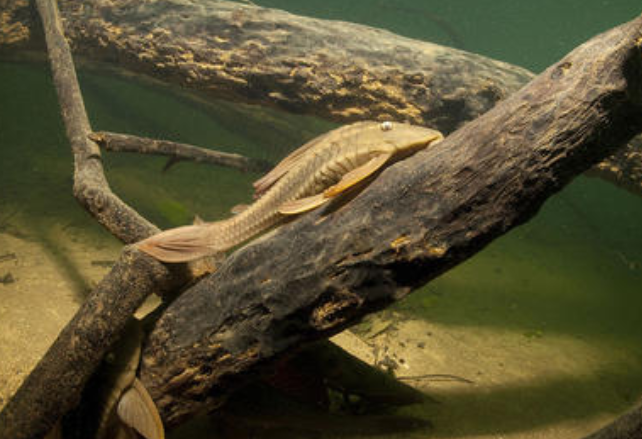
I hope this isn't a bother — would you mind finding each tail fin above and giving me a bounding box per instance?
[137,223,221,263]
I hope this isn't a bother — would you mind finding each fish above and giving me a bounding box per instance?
[59,319,164,439]
[137,121,443,263]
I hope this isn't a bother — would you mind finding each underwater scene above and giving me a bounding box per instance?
[1,0,642,438]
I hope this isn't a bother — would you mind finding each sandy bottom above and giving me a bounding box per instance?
[1,188,641,439]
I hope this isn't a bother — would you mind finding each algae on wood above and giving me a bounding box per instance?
[1,0,641,196]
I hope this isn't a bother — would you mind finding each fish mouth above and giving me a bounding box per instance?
[397,133,444,159]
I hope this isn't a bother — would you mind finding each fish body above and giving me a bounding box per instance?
[138,121,443,262]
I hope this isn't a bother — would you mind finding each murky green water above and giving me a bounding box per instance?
[1,1,641,438]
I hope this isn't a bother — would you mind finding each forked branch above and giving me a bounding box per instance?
[0,1,190,438]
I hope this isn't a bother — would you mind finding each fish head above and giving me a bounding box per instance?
[377,121,443,156]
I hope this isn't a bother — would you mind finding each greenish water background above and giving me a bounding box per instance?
[1,1,642,438]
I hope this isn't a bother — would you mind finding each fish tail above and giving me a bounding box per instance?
[137,222,225,263]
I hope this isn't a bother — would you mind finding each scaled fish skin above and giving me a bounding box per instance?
[137,121,443,262]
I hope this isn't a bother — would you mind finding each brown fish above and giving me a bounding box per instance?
[137,121,443,262]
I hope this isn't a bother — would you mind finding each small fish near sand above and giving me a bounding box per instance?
[137,121,443,263]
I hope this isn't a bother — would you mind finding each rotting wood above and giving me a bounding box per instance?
[1,0,641,197]
[89,131,273,173]
[0,248,186,439]
[137,15,642,426]
[585,136,642,196]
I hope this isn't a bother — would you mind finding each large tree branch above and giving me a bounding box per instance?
[49,0,534,132]
[138,15,642,426]
[2,0,641,196]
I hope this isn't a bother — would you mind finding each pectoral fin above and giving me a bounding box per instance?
[117,378,165,439]
[278,193,330,215]
[278,152,394,215]
[254,131,332,198]
[324,152,393,198]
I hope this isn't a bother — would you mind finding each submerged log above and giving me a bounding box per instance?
[138,15,642,426]
[1,1,641,438]
[1,0,641,196]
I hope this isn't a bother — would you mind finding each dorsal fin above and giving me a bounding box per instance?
[253,122,377,198]
[253,130,332,198]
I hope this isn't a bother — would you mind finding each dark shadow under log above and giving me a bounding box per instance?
[138,15,642,426]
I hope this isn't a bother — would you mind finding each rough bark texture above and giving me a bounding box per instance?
[138,16,642,426]
[586,135,642,195]
[30,0,157,244]
[0,0,34,48]
[1,1,642,438]
[90,131,273,173]
[1,0,641,196]
[56,0,533,133]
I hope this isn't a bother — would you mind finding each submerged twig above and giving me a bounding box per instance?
[89,131,272,173]
[27,8,156,244]
[0,1,189,438]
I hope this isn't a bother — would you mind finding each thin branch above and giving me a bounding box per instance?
[0,1,191,438]
[89,131,273,173]
[30,2,157,244]
[1,2,641,438]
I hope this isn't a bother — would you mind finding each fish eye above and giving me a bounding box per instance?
[380,121,393,131]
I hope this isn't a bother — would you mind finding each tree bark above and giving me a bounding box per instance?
[1,0,641,197]
[137,15,642,426]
